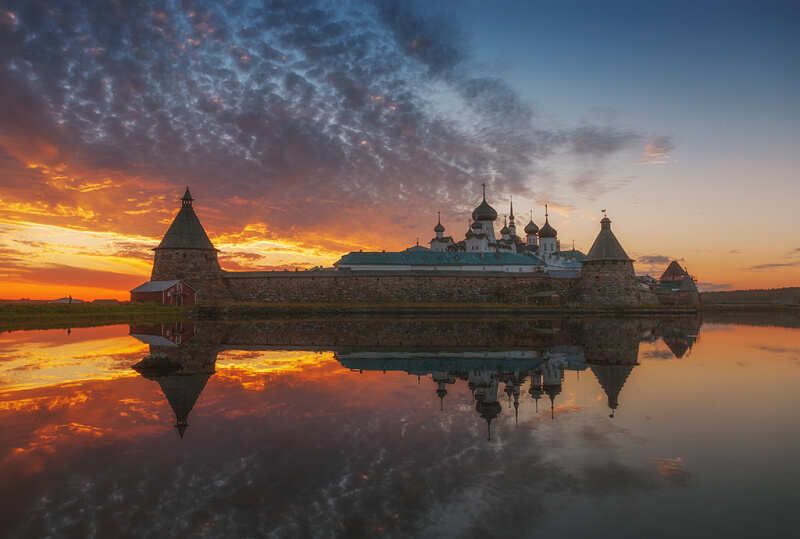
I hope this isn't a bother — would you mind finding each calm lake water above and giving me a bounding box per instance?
[0,315,798,538]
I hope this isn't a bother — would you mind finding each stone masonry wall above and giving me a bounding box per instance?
[656,289,701,307]
[152,249,221,281]
[576,261,658,307]
[151,249,227,303]
[220,271,574,305]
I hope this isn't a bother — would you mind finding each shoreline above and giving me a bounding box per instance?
[2,301,797,331]
[0,303,183,332]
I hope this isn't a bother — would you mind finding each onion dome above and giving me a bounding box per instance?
[499,216,510,236]
[434,212,445,233]
[537,204,557,238]
[472,184,498,221]
[538,221,557,238]
[524,219,539,235]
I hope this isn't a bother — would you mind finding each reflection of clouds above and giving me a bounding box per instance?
[12,422,106,456]
[0,333,147,391]
[751,345,800,355]
[0,392,89,412]
[653,457,690,486]
[3,365,665,538]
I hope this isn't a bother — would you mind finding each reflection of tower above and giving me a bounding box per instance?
[504,372,524,424]
[155,373,212,437]
[590,363,634,418]
[660,317,701,358]
[132,337,218,438]
[542,357,565,419]
[528,369,543,413]
[432,371,456,410]
[476,399,502,441]
[472,370,500,440]
[579,318,642,418]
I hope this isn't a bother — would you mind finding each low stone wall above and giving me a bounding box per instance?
[656,289,701,307]
[219,271,575,305]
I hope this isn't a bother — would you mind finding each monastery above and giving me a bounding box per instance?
[337,185,584,276]
[131,187,698,309]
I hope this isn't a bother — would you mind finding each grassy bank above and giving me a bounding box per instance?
[0,303,183,331]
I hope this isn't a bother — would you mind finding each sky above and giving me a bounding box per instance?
[0,0,797,299]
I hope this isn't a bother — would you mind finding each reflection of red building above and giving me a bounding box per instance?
[130,279,196,306]
[130,321,196,345]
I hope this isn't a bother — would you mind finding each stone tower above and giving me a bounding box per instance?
[151,187,221,282]
[577,213,657,306]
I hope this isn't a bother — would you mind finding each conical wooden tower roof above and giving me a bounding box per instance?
[586,216,631,261]
[660,260,689,281]
[156,188,216,250]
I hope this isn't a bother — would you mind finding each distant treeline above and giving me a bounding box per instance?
[702,287,800,305]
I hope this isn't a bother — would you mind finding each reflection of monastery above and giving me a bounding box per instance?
[130,188,698,308]
[129,317,700,439]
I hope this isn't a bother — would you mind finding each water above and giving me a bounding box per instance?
[0,315,798,538]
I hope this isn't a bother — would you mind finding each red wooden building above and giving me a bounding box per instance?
[130,280,196,306]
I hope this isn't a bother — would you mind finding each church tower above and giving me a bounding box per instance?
[537,205,558,257]
[471,184,498,250]
[507,197,517,237]
[151,187,221,283]
[524,210,539,249]
[429,212,454,252]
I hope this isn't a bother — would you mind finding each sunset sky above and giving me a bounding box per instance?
[0,0,798,300]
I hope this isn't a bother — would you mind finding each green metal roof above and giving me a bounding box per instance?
[336,250,545,267]
[555,249,587,262]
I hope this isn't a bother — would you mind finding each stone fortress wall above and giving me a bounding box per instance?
[146,189,693,309]
[217,271,574,305]
[155,244,666,309]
